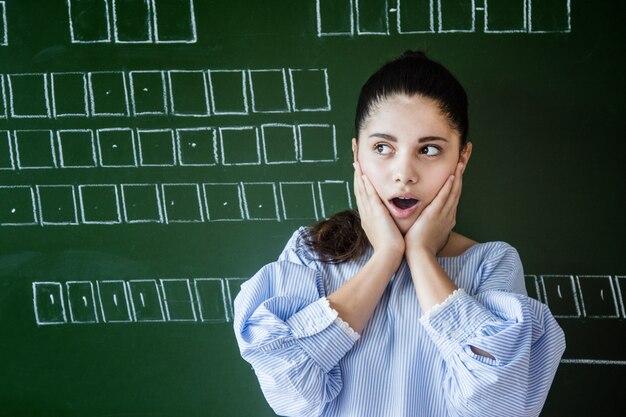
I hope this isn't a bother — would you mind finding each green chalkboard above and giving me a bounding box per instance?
[1,1,625,416]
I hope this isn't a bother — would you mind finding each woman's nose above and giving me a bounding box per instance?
[393,157,418,184]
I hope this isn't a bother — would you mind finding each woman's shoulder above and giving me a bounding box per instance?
[438,232,518,259]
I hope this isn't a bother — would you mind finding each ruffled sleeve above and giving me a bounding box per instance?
[233,228,359,417]
[420,244,566,417]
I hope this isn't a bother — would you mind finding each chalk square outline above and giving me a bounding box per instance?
[193,278,229,322]
[127,279,166,322]
[77,184,122,224]
[484,0,528,33]
[437,0,476,33]
[166,70,210,116]
[13,129,58,169]
[528,0,571,33]
[207,69,249,115]
[615,276,626,319]
[279,181,319,221]
[35,185,79,226]
[50,72,90,118]
[136,128,176,166]
[0,130,15,170]
[112,0,154,44]
[160,183,205,224]
[0,1,7,46]
[0,74,7,118]
[33,281,67,325]
[96,280,133,323]
[96,127,138,168]
[176,127,218,167]
[0,185,38,226]
[160,278,198,322]
[523,274,544,303]
[261,123,298,165]
[247,69,292,114]
[288,68,331,112]
[297,124,338,162]
[129,70,168,115]
[539,274,581,318]
[202,182,245,222]
[397,0,435,34]
[87,71,131,117]
[120,183,164,224]
[67,0,112,43]
[317,180,353,218]
[7,73,52,119]
[355,0,390,35]
[219,126,261,166]
[225,278,247,320]
[240,182,281,221]
[575,275,619,319]
[316,0,355,36]
[57,129,98,168]
[151,0,198,44]
[65,281,99,323]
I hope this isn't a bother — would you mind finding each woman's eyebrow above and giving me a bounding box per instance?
[368,133,448,143]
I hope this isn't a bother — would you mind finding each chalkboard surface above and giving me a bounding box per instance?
[1,1,625,416]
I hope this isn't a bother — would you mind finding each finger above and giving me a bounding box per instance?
[429,174,455,213]
[353,163,367,211]
[445,163,465,212]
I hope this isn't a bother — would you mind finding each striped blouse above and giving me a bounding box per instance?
[234,227,565,417]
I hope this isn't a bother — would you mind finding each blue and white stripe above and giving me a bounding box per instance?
[234,227,565,417]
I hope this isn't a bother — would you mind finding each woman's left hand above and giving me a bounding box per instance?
[404,161,465,257]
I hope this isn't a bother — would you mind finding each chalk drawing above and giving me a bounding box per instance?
[0,186,38,226]
[160,183,204,223]
[207,70,249,115]
[316,0,354,36]
[7,74,51,119]
[96,128,138,167]
[202,183,244,221]
[219,126,261,166]
[0,74,6,118]
[0,130,15,170]
[167,70,210,116]
[120,183,164,223]
[540,275,581,318]
[279,182,319,220]
[576,275,620,319]
[151,0,197,44]
[298,124,338,162]
[57,130,98,168]
[194,278,229,322]
[317,180,353,218]
[176,127,217,166]
[13,130,57,169]
[137,129,176,166]
[127,279,166,322]
[88,71,130,117]
[51,72,89,118]
[78,184,122,224]
[397,0,435,34]
[241,182,281,221]
[356,0,390,35]
[66,281,99,323]
[33,282,67,325]
[0,1,7,46]
[67,0,112,43]
[35,185,79,226]
[288,68,331,112]
[112,0,153,43]
[129,70,168,115]
[261,124,298,165]
[160,279,197,321]
[248,69,291,113]
[97,280,133,322]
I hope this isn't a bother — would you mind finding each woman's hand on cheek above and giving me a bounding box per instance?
[354,161,405,259]
[405,161,465,257]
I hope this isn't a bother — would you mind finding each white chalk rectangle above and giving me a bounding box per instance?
[289,69,331,112]
[33,282,67,325]
[57,130,97,168]
[176,128,217,166]
[121,184,163,223]
[36,185,79,225]
[97,128,137,167]
[160,279,197,321]
[97,280,132,322]
[0,74,6,117]
[127,280,165,322]
[616,276,626,319]
[318,181,352,218]
[540,275,581,318]
[485,0,527,33]
[129,71,168,115]
[356,0,390,34]
[317,0,354,36]
[66,281,98,323]
[248,69,291,113]
[167,70,210,116]
[0,2,7,45]
[0,130,14,169]
[161,183,204,223]
[438,0,475,32]
[67,0,112,43]
[241,182,280,221]
[397,0,435,33]
[208,70,249,115]
[529,0,571,33]
[203,183,244,221]
[219,126,260,166]
[13,130,57,169]
[7,73,51,118]
[112,0,153,43]
[576,275,619,318]
[152,0,197,43]
[137,129,176,166]
[78,184,122,224]
[280,182,318,220]
[524,275,543,302]
[88,71,130,116]
[0,186,37,226]
[194,279,228,322]
[51,72,89,118]
[226,278,247,318]
[261,124,298,165]
[298,124,337,162]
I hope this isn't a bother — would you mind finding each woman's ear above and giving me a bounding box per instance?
[352,138,358,163]
[460,141,472,172]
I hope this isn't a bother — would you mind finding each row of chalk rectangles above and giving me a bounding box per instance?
[525,275,626,319]
[0,181,353,226]
[33,274,623,326]
[0,124,337,170]
[0,69,330,118]
[32,278,244,325]
[317,0,571,36]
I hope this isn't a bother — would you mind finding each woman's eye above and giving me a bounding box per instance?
[421,145,441,156]
[374,143,392,155]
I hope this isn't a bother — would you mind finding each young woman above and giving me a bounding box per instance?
[234,50,565,417]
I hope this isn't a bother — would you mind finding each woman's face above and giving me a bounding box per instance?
[353,94,472,234]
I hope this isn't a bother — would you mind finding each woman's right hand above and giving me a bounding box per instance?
[353,160,405,260]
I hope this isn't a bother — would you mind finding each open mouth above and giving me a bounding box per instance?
[391,197,419,210]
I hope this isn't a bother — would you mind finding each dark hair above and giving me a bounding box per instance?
[303,50,469,263]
